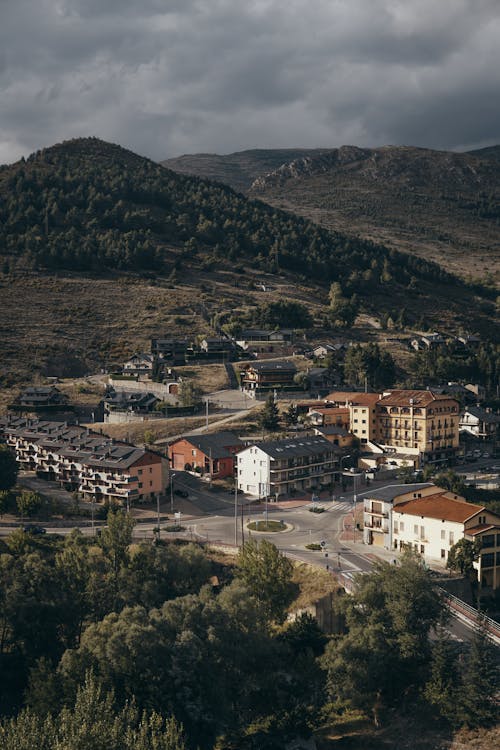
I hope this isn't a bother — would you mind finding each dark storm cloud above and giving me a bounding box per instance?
[1,0,499,163]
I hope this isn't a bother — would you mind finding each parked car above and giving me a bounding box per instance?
[23,525,46,535]
[174,488,188,498]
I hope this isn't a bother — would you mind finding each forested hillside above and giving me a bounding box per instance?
[164,144,500,285]
[0,137,457,292]
[0,521,497,750]
[0,137,498,386]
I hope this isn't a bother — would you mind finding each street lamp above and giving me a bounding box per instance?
[338,454,351,487]
[156,491,161,541]
[170,472,176,514]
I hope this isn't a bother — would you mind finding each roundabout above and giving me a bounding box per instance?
[246,519,293,533]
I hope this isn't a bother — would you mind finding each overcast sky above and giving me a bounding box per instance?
[1,0,500,164]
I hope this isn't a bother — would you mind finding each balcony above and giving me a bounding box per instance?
[365,521,389,532]
[364,508,388,517]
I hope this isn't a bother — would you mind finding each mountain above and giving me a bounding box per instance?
[162,148,329,193]
[164,144,500,285]
[0,137,498,385]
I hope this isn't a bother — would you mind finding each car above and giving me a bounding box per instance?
[482,452,490,459]
[23,525,46,535]
[174,488,188,498]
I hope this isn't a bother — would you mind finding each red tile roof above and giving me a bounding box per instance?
[378,389,457,407]
[466,524,500,536]
[395,493,484,523]
[326,391,381,407]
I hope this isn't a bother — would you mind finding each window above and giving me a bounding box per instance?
[149,467,153,473]
[149,481,153,487]
[414,524,419,536]
[394,523,398,535]
[138,482,143,489]
[400,521,405,531]
[192,450,196,457]
[441,529,446,540]
[420,526,425,540]
[420,545,425,554]
[481,553,494,569]
[138,469,143,475]
[449,531,454,545]
[441,549,446,559]
[481,534,495,548]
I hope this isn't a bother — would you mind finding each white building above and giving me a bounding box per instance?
[392,491,500,589]
[459,406,500,440]
[237,436,339,498]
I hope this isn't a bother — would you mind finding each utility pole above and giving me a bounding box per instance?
[234,479,238,546]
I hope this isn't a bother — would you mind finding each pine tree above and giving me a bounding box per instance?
[458,618,499,727]
[258,393,280,432]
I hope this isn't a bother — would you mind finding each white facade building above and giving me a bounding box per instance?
[237,436,339,498]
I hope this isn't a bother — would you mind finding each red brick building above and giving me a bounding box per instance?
[168,431,245,479]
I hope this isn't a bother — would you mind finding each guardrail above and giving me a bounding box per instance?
[439,587,500,644]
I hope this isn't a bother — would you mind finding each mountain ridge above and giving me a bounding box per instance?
[164,143,500,285]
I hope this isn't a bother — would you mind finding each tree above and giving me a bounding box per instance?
[446,538,480,577]
[0,490,12,516]
[283,403,298,428]
[258,393,280,432]
[0,445,18,491]
[0,672,187,750]
[237,539,295,623]
[424,625,461,725]
[328,282,358,328]
[458,618,499,727]
[178,380,202,408]
[322,553,442,726]
[343,343,395,389]
[99,510,135,575]
[16,490,42,518]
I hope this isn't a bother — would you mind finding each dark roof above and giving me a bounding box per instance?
[358,483,434,503]
[245,361,297,373]
[463,406,500,424]
[0,417,157,470]
[314,425,350,436]
[105,391,159,407]
[176,431,244,458]
[252,435,337,459]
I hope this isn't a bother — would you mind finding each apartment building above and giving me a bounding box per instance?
[362,483,435,548]
[392,491,500,589]
[237,435,339,498]
[375,390,460,464]
[325,391,381,443]
[325,389,460,465]
[0,416,168,505]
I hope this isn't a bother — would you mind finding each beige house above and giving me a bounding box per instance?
[392,491,500,589]
[325,392,381,443]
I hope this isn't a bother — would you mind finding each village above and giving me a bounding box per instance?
[1,324,500,605]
